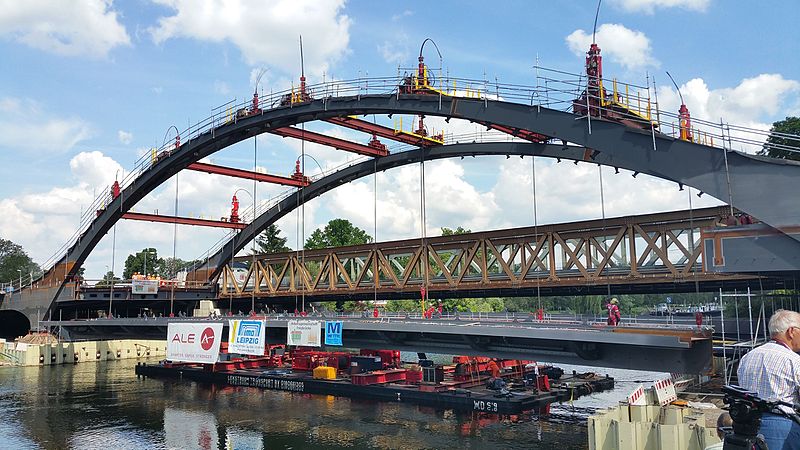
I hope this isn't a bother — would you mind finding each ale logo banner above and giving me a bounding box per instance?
[167,322,223,363]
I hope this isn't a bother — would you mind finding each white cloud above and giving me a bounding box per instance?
[69,151,124,188]
[611,0,710,14]
[149,0,351,76]
[118,130,133,145]
[0,151,123,272]
[657,74,800,152]
[0,0,130,57]
[0,97,91,153]
[566,23,658,70]
[214,80,231,96]
[391,10,413,21]
[378,41,409,65]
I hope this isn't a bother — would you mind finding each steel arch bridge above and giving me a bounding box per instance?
[4,90,800,326]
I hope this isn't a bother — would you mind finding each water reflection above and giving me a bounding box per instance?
[0,358,656,449]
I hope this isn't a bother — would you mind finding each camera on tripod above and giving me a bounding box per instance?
[723,385,776,439]
[721,385,800,450]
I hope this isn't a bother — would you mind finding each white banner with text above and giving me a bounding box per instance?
[228,319,266,355]
[167,322,223,363]
[287,320,321,347]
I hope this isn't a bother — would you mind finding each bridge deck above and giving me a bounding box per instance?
[43,316,713,373]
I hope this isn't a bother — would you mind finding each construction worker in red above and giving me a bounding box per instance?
[487,359,500,378]
[425,306,435,319]
[606,297,621,326]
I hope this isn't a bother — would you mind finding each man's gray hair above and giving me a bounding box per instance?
[768,309,800,337]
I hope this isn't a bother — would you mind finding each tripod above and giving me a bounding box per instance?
[722,385,800,450]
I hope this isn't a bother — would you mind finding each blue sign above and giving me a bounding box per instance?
[228,319,266,355]
[666,297,672,304]
[325,321,343,346]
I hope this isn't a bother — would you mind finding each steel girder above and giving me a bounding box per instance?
[21,94,800,317]
[217,206,758,300]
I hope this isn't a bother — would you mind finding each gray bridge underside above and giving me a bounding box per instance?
[6,94,800,323]
[43,318,712,373]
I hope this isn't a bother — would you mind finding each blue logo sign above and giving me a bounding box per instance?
[666,297,672,304]
[235,321,262,345]
[325,321,343,346]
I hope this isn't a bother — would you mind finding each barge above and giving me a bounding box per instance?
[135,349,614,414]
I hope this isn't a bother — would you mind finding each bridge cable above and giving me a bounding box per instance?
[170,172,178,316]
[373,133,378,306]
[720,119,735,217]
[531,153,541,313]
[420,141,428,312]
[688,184,698,295]
[294,154,301,313]
[598,164,610,298]
[251,129,258,315]
[107,224,116,318]
[300,121,306,312]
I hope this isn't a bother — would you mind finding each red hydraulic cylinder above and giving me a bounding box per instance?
[586,43,603,92]
[269,127,389,157]
[230,195,240,223]
[679,104,693,142]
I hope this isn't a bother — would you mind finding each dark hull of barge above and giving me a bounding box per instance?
[135,363,614,414]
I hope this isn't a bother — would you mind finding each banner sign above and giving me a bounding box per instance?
[132,279,159,294]
[287,320,321,347]
[325,321,343,346]
[228,320,266,355]
[167,322,223,363]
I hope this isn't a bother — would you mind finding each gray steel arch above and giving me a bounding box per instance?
[36,94,800,311]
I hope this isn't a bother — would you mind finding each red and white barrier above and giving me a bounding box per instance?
[653,378,677,406]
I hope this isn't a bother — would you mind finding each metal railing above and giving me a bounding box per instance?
[15,67,799,293]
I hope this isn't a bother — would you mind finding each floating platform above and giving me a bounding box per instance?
[135,362,614,414]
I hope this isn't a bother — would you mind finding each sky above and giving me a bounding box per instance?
[0,0,798,281]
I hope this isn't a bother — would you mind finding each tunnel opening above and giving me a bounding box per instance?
[0,310,31,340]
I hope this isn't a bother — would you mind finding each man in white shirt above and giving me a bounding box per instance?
[737,309,800,450]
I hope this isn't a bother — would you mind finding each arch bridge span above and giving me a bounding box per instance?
[4,90,800,321]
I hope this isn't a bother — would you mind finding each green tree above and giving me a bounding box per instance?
[96,271,121,287]
[441,226,471,236]
[252,224,291,254]
[0,239,40,284]
[758,117,800,160]
[157,257,201,278]
[384,299,421,312]
[123,248,160,279]
[305,219,372,249]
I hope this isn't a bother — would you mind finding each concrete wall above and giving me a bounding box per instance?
[589,404,721,450]
[0,339,166,366]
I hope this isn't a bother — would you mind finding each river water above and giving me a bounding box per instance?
[0,358,666,449]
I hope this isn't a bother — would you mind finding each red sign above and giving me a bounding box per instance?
[200,327,215,351]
